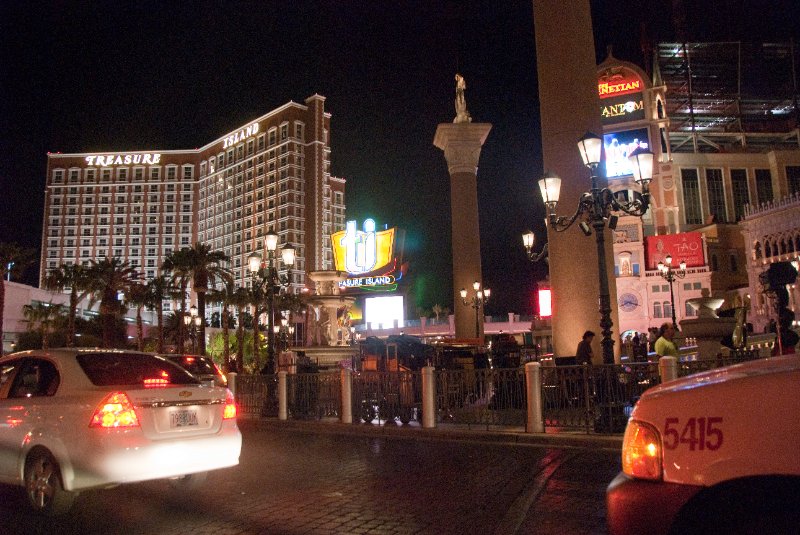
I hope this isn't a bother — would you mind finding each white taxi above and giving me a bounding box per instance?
[607,355,800,534]
[0,349,242,515]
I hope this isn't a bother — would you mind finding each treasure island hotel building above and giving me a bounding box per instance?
[41,95,346,315]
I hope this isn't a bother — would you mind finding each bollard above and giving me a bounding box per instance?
[341,368,353,424]
[659,356,678,383]
[525,362,544,433]
[278,371,288,421]
[422,366,436,429]
[226,372,237,397]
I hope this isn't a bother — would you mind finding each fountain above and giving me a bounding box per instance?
[293,270,359,370]
[679,289,736,360]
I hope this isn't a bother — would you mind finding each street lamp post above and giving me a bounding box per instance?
[460,280,490,339]
[522,231,549,263]
[183,305,202,354]
[658,254,686,329]
[247,229,295,375]
[534,132,654,364]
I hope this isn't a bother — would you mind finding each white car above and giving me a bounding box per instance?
[607,355,800,534]
[0,349,242,515]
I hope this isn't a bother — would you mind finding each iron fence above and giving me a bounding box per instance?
[232,352,765,433]
[435,368,526,428]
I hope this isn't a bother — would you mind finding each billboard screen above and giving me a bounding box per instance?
[603,128,650,178]
[645,232,705,270]
[364,295,405,329]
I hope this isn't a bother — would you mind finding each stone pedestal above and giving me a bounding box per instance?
[681,295,735,360]
[433,122,492,341]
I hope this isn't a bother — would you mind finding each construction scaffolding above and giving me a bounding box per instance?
[656,42,800,153]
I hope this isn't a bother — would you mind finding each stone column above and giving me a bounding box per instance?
[434,122,492,340]
[533,1,620,361]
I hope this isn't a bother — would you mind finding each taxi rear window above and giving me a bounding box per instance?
[77,353,200,386]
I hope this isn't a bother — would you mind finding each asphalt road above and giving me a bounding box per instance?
[0,422,621,534]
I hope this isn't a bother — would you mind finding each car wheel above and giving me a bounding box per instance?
[24,448,76,516]
[168,471,208,491]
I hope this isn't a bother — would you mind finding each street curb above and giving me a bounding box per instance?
[237,417,623,451]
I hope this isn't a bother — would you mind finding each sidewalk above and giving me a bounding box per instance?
[238,417,624,451]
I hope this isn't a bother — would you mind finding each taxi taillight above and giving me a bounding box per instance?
[89,392,140,428]
[223,389,237,419]
[621,420,662,480]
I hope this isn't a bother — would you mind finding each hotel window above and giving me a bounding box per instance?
[269,130,276,146]
[681,169,703,225]
[787,166,800,195]
[118,168,128,180]
[295,123,304,141]
[257,135,265,151]
[69,170,79,183]
[134,168,144,181]
[247,140,254,156]
[227,149,233,163]
[706,168,727,223]
[150,167,160,179]
[182,166,193,180]
[730,169,749,221]
[102,169,111,182]
[280,124,288,140]
[85,170,96,182]
[53,170,64,183]
[653,302,663,318]
[167,166,177,180]
[755,169,773,205]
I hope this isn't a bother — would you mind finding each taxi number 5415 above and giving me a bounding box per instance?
[663,417,723,451]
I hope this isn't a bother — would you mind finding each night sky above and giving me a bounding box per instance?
[1,1,797,315]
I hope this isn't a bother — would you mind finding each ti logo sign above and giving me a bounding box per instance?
[333,219,395,276]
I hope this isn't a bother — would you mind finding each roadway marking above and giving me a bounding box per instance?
[492,449,575,535]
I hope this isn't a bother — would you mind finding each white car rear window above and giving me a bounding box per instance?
[77,353,200,386]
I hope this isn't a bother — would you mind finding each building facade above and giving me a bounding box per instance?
[599,42,800,338]
[41,94,346,315]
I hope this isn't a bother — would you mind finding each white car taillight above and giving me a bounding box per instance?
[223,389,237,420]
[89,392,140,428]
[621,420,662,480]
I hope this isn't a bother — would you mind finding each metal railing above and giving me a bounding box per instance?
[232,352,764,434]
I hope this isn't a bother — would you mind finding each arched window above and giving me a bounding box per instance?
[654,302,663,318]
[685,301,696,317]
[765,242,772,257]
[754,242,762,259]
[780,239,787,255]
[663,301,673,320]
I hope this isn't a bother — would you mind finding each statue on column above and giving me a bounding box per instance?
[454,73,472,124]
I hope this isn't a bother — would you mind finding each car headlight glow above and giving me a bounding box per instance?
[621,420,662,480]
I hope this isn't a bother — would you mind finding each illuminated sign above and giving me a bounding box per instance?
[85,153,161,167]
[333,219,395,275]
[598,78,641,98]
[222,122,260,149]
[538,289,552,317]
[600,94,645,125]
[331,219,402,291]
[603,128,649,178]
[645,232,705,270]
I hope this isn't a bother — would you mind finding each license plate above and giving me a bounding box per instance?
[170,409,198,428]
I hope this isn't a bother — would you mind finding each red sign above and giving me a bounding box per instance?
[645,232,705,270]
[598,75,642,99]
[537,289,552,317]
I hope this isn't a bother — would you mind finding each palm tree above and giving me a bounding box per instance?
[208,278,240,372]
[162,249,192,353]
[86,257,139,348]
[43,263,92,347]
[0,243,35,350]
[230,287,251,373]
[145,274,175,353]
[23,302,64,350]
[126,281,150,351]
[174,243,231,356]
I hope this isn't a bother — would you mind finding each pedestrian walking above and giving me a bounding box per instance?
[576,330,595,365]
[654,322,679,359]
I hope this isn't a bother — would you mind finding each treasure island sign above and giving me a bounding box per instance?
[331,218,406,291]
